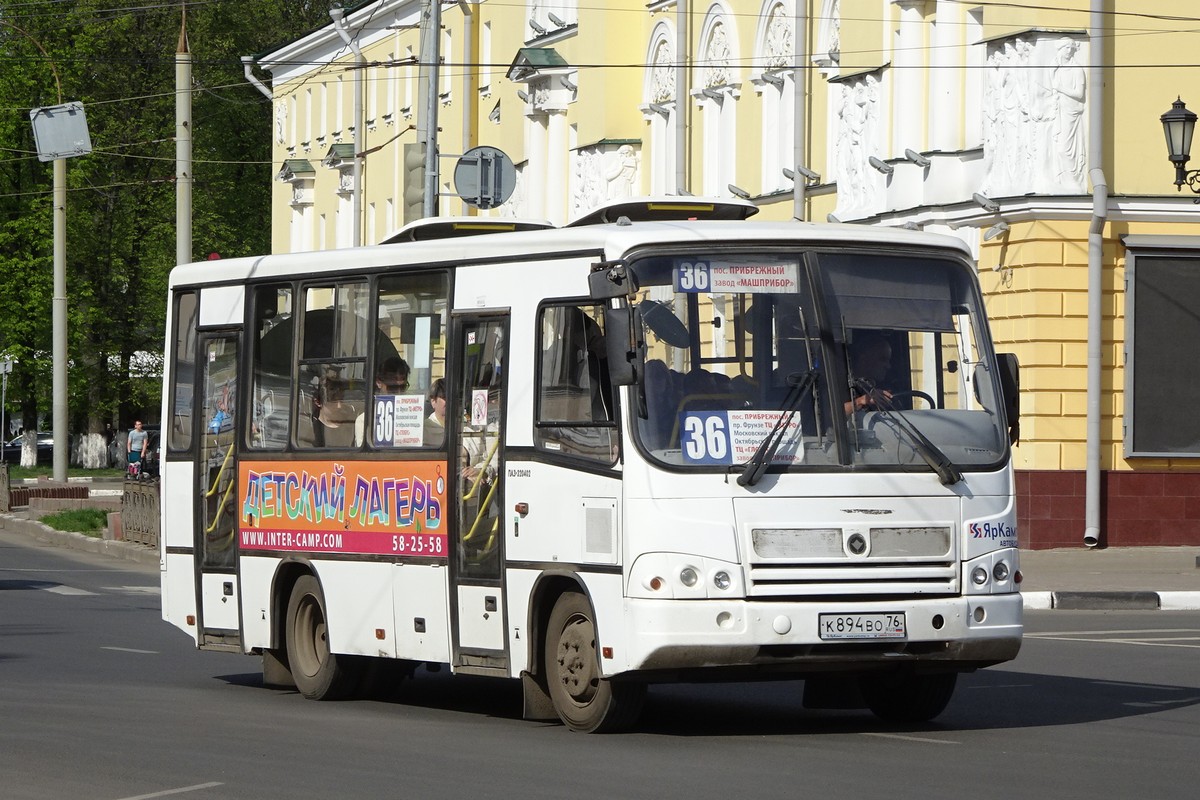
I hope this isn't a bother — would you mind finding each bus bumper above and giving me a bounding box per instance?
[616,593,1022,675]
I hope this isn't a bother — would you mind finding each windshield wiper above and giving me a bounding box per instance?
[737,369,818,488]
[855,380,962,486]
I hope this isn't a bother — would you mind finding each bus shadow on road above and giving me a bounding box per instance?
[637,670,1200,737]
[215,667,1200,736]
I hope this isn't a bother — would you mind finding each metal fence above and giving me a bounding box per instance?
[121,479,160,548]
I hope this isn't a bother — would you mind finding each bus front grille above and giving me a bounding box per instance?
[746,560,959,597]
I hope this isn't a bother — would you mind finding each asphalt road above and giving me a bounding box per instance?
[2,530,1199,800]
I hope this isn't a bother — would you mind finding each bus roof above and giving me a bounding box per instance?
[564,196,759,226]
[378,217,554,244]
[169,219,973,289]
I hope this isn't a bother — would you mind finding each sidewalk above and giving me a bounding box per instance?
[1019,546,1200,611]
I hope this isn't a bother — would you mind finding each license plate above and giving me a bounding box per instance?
[818,613,906,640]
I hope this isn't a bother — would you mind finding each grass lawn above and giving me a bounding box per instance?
[40,507,111,537]
[4,466,125,481]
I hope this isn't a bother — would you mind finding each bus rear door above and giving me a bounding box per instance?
[449,313,508,673]
[195,332,241,649]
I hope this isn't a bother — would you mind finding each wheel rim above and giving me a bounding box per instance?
[293,593,328,679]
[554,612,599,706]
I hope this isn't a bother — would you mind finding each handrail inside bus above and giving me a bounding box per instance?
[205,477,237,536]
[204,443,234,499]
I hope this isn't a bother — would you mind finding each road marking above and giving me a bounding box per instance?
[103,585,161,595]
[862,732,959,745]
[1028,634,1200,649]
[115,782,224,800]
[44,585,96,596]
[1027,629,1200,637]
[101,646,158,655]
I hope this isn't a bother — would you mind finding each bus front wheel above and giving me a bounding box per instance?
[544,592,644,733]
[285,575,359,700]
[860,671,957,723]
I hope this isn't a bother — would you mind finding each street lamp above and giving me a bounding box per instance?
[1161,97,1199,192]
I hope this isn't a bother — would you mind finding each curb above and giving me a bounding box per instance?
[1023,591,1200,611]
[0,513,158,566]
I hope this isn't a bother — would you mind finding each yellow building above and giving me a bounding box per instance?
[254,0,1200,548]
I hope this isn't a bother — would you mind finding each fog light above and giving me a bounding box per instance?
[973,606,986,623]
[972,566,989,585]
[680,567,699,587]
[993,561,1010,582]
[713,571,731,590]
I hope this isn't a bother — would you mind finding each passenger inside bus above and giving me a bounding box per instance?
[846,332,895,414]
[313,367,362,447]
[352,356,410,447]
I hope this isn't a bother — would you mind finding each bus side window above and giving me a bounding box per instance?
[295,282,369,449]
[168,290,198,453]
[535,304,617,463]
[371,273,449,450]
[249,284,293,450]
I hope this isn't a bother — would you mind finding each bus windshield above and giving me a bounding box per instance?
[627,248,1009,474]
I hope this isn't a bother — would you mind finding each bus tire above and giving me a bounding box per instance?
[861,671,957,723]
[285,575,359,700]
[544,592,644,733]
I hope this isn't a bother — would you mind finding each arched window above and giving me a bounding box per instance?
[754,1,795,194]
[641,22,677,195]
[696,5,740,198]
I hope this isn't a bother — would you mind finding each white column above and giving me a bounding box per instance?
[546,108,568,225]
[928,0,961,152]
[525,112,548,219]
[892,1,924,156]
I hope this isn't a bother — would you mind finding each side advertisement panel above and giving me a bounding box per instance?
[238,459,448,557]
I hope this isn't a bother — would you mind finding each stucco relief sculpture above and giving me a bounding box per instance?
[763,4,793,70]
[704,22,732,88]
[982,35,1087,196]
[571,144,641,216]
[651,38,675,103]
[813,0,840,71]
[275,102,287,144]
[832,75,882,217]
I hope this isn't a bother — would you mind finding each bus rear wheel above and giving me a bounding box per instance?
[860,671,957,723]
[285,575,359,700]
[544,592,644,733]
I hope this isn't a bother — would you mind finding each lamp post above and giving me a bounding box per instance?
[1161,97,1199,192]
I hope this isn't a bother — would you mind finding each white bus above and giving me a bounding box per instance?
[160,200,1022,732]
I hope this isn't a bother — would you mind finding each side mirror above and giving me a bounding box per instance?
[589,262,636,300]
[604,304,644,386]
[996,352,1020,444]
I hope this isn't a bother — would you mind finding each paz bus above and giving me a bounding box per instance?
[160,199,1022,732]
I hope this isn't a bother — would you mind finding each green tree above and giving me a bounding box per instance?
[0,0,340,452]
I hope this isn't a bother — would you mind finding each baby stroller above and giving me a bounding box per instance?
[127,451,143,480]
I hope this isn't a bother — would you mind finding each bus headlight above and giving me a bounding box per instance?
[680,566,699,587]
[971,566,989,586]
[713,571,732,591]
[992,561,1010,582]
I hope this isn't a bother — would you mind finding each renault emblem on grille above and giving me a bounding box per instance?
[847,533,867,555]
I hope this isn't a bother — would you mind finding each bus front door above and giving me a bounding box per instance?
[195,333,241,649]
[450,313,508,672]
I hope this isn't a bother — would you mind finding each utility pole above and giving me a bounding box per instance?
[421,0,441,218]
[177,10,192,266]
